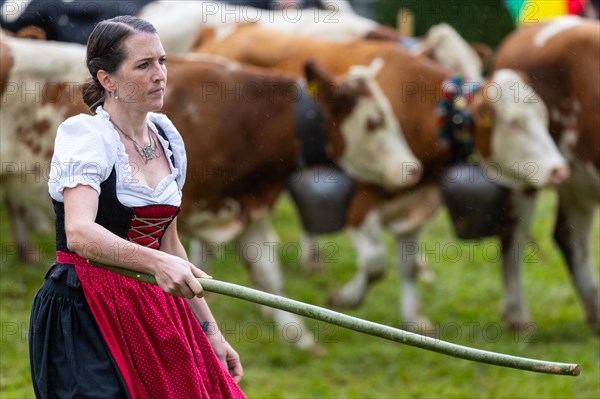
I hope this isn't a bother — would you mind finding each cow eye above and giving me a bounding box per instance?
[367,114,383,131]
[508,119,521,131]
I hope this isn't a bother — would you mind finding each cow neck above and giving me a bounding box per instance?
[437,75,481,164]
[293,81,334,168]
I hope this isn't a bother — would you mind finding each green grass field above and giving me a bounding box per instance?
[1,190,599,398]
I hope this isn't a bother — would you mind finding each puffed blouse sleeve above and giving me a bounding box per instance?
[148,112,187,191]
[48,113,117,202]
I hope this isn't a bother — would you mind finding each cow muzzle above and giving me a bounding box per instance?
[548,164,570,186]
[385,159,423,190]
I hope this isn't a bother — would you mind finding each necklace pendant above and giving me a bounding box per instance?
[142,144,155,161]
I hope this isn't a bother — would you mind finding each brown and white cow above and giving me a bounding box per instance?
[490,16,600,333]
[0,34,88,261]
[193,24,572,333]
[165,54,416,350]
[0,35,419,349]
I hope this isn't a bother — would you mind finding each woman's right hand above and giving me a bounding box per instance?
[154,255,211,298]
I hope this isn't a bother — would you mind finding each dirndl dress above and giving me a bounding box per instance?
[29,109,246,398]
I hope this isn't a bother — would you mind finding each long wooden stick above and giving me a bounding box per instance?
[97,264,580,376]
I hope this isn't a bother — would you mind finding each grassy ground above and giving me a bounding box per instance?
[1,190,599,398]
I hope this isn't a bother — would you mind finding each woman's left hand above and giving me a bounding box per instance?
[206,329,244,383]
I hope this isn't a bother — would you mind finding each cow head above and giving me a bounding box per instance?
[471,69,569,188]
[304,58,422,190]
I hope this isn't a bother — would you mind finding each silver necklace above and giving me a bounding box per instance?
[111,119,160,163]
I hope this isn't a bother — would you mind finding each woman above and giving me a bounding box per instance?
[29,16,246,398]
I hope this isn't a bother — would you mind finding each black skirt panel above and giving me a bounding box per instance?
[29,263,131,399]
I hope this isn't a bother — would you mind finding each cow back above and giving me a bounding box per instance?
[162,55,299,225]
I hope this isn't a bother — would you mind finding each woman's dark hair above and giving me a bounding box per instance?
[81,16,157,112]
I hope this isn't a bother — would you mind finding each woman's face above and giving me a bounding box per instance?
[112,32,167,112]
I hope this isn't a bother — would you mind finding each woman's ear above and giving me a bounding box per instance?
[96,70,115,93]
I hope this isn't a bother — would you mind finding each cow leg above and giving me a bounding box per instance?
[4,195,36,263]
[500,189,537,331]
[188,238,213,273]
[24,204,53,234]
[416,254,436,283]
[554,186,600,334]
[236,215,317,351]
[382,184,440,332]
[328,210,388,308]
[394,227,434,333]
[299,232,325,273]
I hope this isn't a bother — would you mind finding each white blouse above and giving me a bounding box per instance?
[48,106,187,208]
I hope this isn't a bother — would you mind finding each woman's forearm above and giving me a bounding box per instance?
[64,186,172,275]
[67,219,171,275]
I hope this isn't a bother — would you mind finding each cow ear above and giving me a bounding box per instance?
[470,42,493,73]
[413,40,435,60]
[304,60,339,104]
